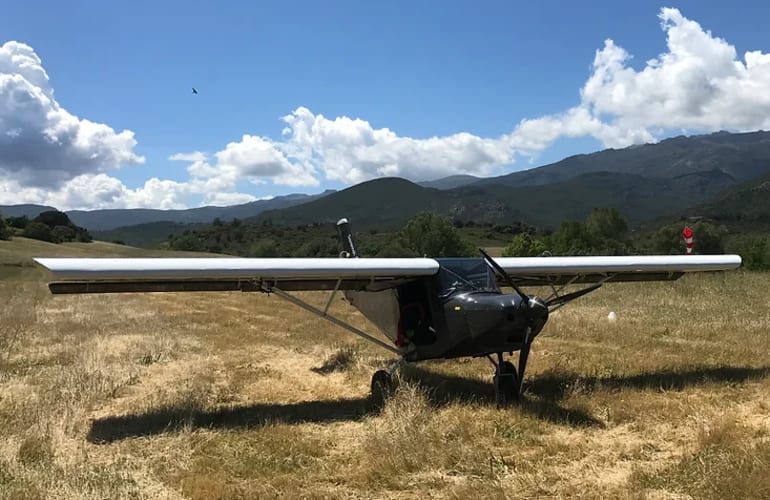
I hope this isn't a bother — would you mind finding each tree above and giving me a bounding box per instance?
[23,222,54,242]
[649,226,682,254]
[503,233,548,257]
[731,236,769,270]
[51,225,76,243]
[691,222,726,254]
[76,228,93,243]
[375,239,414,257]
[585,208,628,240]
[649,222,726,255]
[399,212,475,257]
[0,216,10,240]
[249,239,279,257]
[294,237,339,257]
[34,210,72,228]
[170,233,205,252]
[546,220,595,255]
[6,216,28,230]
[536,209,633,256]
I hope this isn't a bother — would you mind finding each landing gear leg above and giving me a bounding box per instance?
[517,343,531,399]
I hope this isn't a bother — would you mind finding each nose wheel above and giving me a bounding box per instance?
[490,344,530,407]
[494,360,520,406]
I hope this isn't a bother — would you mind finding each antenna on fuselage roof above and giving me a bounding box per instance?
[336,218,358,258]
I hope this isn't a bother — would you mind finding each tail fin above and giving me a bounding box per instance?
[336,218,358,258]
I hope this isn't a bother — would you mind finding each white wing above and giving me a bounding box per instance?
[35,254,741,293]
[494,254,742,285]
[34,257,440,294]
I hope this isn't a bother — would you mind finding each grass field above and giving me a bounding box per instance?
[1,237,769,499]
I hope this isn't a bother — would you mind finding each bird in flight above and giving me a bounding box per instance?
[192,87,198,94]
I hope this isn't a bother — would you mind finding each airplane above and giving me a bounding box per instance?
[34,218,742,407]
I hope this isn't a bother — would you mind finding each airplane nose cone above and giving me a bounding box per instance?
[527,296,549,322]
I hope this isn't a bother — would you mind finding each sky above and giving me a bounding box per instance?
[2,1,770,210]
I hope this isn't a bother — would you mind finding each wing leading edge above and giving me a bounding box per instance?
[35,254,741,294]
[34,257,440,294]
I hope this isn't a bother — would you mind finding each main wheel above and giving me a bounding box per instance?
[370,370,394,409]
[494,361,520,407]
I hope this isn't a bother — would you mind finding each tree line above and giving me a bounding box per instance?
[2,207,766,270]
[0,211,92,243]
[164,208,769,269]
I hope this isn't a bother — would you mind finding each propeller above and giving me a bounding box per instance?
[479,248,601,312]
[479,249,544,359]
[479,248,526,297]
[478,248,529,306]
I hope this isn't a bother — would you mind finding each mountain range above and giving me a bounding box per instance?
[0,191,334,230]
[3,130,770,239]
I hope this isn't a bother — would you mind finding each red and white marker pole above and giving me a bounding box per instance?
[682,226,693,255]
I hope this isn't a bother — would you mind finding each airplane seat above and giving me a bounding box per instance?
[396,283,436,346]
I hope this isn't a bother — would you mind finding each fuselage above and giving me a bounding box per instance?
[406,290,548,361]
[392,258,551,361]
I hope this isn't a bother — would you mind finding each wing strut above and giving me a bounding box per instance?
[265,285,402,355]
[546,275,614,313]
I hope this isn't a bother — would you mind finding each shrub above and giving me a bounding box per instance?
[76,228,93,243]
[23,222,54,242]
[503,232,548,257]
[51,225,76,243]
[249,239,279,257]
[0,217,10,240]
[730,235,770,270]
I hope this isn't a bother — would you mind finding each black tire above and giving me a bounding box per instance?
[370,370,393,409]
[494,361,520,407]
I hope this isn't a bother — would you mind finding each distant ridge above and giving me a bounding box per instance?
[4,130,770,234]
[689,170,770,226]
[0,204,57,218]
[473,130,770,188]
[254,131,770,229]
[418,175,480,190]
[0,190,335,231]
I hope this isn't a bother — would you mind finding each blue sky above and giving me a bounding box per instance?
[2,1,770,209]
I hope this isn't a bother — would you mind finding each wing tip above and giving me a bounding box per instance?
[32,257,49,269]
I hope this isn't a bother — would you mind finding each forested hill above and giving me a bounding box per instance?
[4,130,770,234]
[474,130,770,188]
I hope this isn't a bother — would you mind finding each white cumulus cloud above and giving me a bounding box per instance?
[570,7,770,141]
[276,107,512,185]
[169,151,207,162]
[215,134,318,186]
[0,41,144,189]
[0,174,193,210]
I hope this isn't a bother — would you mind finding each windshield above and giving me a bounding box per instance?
[436,258,499,297]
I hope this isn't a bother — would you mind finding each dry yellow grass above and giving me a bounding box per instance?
[1,237,769,499]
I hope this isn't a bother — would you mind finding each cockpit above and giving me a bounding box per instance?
[435,258,500,298]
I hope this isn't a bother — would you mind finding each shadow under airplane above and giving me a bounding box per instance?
[87,364,770,444]
[525,364,770,400]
